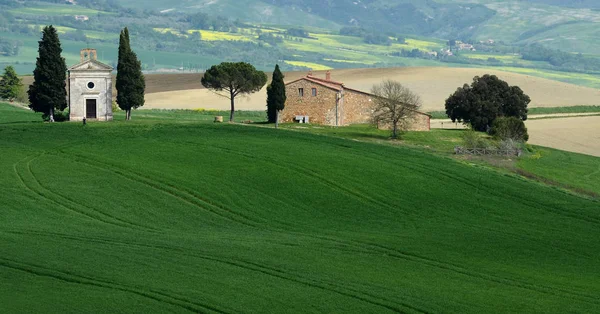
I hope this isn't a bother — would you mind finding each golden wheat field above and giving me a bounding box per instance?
[143,67,600,111]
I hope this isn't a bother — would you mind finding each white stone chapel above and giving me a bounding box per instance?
[68,49,113,121]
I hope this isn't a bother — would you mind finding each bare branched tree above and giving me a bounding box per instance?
[371,80,422,139]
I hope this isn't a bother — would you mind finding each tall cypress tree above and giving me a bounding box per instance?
[266,64,286,126]
[116,27,145,120]
[28,25,67,122]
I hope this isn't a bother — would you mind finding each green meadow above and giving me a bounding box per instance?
[1,103,599,313]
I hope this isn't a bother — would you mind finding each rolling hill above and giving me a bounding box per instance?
[110,0,600,52]
[1,103,599,312]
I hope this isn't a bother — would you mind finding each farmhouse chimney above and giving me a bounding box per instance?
[308,70,313,76]
[325,70,331,81]
[80,48,97,62]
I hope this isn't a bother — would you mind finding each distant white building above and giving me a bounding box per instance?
[68,49,114,121]
[74,15,89,21]
[458,43,476,51]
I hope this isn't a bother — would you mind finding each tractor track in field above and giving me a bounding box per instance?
[355,146,600,226]
[59,148,600,304]
[13,154,139,230]
[12,153,156,232]
[197,141,600,240]
[48,147,600,306]
[194,143,420,225]
[583,164,600,180]
[0,257,230,314]
[58,149,316,232]
[307,233,600,305]
[2,230,426,314]
[55,150,265,230]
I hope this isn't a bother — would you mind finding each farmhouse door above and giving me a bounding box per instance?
[86,99,97,119]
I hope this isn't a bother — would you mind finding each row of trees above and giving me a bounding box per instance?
[26,25,145,121]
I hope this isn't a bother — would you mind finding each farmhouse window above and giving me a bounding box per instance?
[311,88,317,96]
[298,88,304,97]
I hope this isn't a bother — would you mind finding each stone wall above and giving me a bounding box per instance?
[340,89,375,125]
[376,111,431,132]
[281,80,339,125]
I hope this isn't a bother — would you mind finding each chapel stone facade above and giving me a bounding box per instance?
[68,49,113,121]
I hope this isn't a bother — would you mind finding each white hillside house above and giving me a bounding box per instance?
[68,48,113,121]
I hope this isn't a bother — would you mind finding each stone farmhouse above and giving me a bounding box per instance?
[280,71,431,131]
[67,48,113,121]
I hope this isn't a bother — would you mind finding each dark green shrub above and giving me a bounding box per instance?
[43,109,69,122]
[490,116,529,142]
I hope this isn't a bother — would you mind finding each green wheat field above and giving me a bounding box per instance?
[1,103,599,313]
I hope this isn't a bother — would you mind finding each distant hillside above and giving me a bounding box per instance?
[265,0,495,37]
[3,0,600,88]
[114,0,495,37]
[109,0,600,53]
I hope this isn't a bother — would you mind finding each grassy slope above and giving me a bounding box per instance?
[518,147,600,194]
[1,103,599,313]
[0,103,38,124]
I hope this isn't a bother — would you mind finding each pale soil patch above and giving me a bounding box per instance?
[144,88,269,110]
[526,116,600,157]
[143,67,600,111]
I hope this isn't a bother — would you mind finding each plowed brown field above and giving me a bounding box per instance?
[526,116,600,157]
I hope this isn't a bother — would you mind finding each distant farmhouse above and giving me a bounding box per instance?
[281,71,431,131]
[67,48,113,121]
[74,15,89,21]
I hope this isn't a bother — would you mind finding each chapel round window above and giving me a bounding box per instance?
[87,82,95,89]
